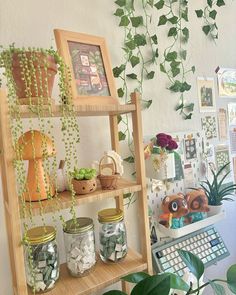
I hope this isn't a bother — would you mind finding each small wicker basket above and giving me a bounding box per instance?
[98,155,120,190]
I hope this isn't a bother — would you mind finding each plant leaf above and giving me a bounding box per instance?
[147,71,155,79]
[195,9,203,17]
[209,280,226,295]
[124,156,135,163]
[117,114,122,124]
[154,0,164,10]
[207,0,213,8]
[130,16,143,28]
[168,27,178,37]
[126,73,137,79]
[180,49,187,60]
[168,16,178,24]
[151,34,158,44]
[217,0,225,7]
[125,40,136,50]
[134,34,147,46]
[117,88,124,98]
[113,64,126,77]
[115,0,126,7]
[166,51,177,61]
[178,250,204,280]
[227,265,236,293]
[182,27,189,42]
[119,15,130,26]
[202,25,211,35]
[119,131,126,141]
[158,15,168,26]
[209,10,217,20]
[121,272,150,283]
[130,56,140,67]
[160,63,166,73]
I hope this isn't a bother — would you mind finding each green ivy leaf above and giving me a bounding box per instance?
[169,80,182,92]
[181,81,191,92]
[207,0,213,8]
[119,131,126,141]
[124,156,135,163]
[125,40,136,50]
[117,88,124,97]
[209,281,226,295]
[168,27,177,37]
[227,265,236,293]
[180,49,187,60]
[202,25,211,35]
[209,10,217,20]
[143,100,152,109]
[170,61,181,68]
[191,66,196,73]
[158,15,168,26]
[147,71,155,79]
[175,103,184,111]
[184,103,194,112]
[151,34,158,44]
[115,0,126,6]
[154,0,164,9]
[126,0,135,11]
[130,16,143,28]
[160,63,166,73]
[182,27,189,42]
[155,48,159,58]
[122,272,150,283]
[119,15,130,26]
[126,73,137,79]
[147,0,154,7]
[168,16,178,24]
[134,34,147,46]
[117,114,122,124]
[114,8,124,17]
[124,193,132,198]
[184,113,193,120]
[178,250,204,280]
[113,64,126,77]
[130,56,140,67]
[171,67,180,77]
[195,9,203,17]
[181,8,188,21]
[217,0,225,7]
[165,51,177,61]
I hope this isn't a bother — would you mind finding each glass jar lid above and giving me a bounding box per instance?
[98,208,123,223]
[26,226,56,245]
[64,217,94,234]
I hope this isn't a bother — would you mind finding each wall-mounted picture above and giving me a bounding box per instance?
[54,29,118,105]
[185,138,197,160]
[228,103,236,125]
[201,116,218,140]
[215,145,230,174]
[217,67,236,98]
[197,77,216,112]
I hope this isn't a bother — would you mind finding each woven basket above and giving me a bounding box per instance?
[98,155,120,190]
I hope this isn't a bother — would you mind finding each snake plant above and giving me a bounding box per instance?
[200,162,236,206]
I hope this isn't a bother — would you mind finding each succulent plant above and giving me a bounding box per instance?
[71,167,97,181]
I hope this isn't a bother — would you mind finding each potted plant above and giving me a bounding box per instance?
[0,44,67,105]
[71,167,97,195]
[200,162,236,216]
[144,133,178,180]
[102,250,236,295]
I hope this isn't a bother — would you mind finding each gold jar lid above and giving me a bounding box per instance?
[26,226,56,245]
[98,208,123,223]
[64,217,94,234]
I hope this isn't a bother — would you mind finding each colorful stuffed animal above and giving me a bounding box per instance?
[159,193,189,229]
[185,189,209,223]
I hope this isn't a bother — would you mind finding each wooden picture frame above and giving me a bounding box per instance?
[54,29,118,105]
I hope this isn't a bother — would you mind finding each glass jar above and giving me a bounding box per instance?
[24,226,59,293]
[63,217,96,277]
[98,208,127,263]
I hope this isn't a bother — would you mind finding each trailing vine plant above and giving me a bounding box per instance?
[195,0,226,40]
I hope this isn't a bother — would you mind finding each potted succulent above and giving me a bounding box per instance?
[102,250,236,295]
[0,44,68,104]
[71,167,97,195]
[144,133,178,180]
[200,162,236,216]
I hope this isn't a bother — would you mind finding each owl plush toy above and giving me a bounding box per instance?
[185,189,209,223]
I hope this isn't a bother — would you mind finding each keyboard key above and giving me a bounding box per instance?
[178,270,184,277]
[159,257,167,264]
[162,262,170,270]
[207,229,214,235]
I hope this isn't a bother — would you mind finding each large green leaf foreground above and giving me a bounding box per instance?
[103,250,236,295]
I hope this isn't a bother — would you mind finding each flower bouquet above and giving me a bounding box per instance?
[144,133,178,182]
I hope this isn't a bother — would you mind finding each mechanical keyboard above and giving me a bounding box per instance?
[152,226,230,277]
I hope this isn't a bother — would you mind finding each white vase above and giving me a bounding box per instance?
[208,204,223,217]
[145,152,176,180]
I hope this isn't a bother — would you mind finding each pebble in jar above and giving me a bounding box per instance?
[98,208,127,263]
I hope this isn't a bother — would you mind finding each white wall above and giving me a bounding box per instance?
[1,1,236,294]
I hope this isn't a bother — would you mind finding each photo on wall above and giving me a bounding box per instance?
[228,103,236,125]
[197,77,216,112]
[215,145,231,175]
[201,115,218,140]
[184,138,197,160]
[217,67,236,98]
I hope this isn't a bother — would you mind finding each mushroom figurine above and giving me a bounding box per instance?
[18,130,56,201]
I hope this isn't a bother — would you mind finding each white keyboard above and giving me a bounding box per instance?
[152,226,230,276]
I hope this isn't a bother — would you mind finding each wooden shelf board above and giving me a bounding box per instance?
[27,248,147,295]
[24,178,141,217]
[18,103,136,118]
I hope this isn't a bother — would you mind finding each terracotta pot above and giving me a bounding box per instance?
[11,52,57,104]
[72,178,97,195]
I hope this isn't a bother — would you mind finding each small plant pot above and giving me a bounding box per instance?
[98,173,120,190]
[72,178,97,195]
[207,204,223,217]
[12,52,57,104]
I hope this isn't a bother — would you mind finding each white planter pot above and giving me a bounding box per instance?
[208,204,223,217]
[145,153,176,180]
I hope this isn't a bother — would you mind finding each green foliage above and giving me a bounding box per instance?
[124,156,134,163]
[200,162,236,205]
[71,167,96,180]
[227,265,236,293]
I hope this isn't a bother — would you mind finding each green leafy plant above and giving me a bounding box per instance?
[102,249,236,295]
[200,162,236,206]
[71,167,97,180]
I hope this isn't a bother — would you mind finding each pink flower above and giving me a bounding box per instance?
[166,139,178,151]
[156,136,169,148]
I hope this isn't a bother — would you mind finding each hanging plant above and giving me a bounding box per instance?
[195,0,226,40]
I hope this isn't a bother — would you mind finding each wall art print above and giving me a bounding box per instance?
[228,103,236,125]
[215,145,230,174]
[185,138,197,160]
[201,116,218,140]
[217,67,236,98]
[197,77,216,112]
